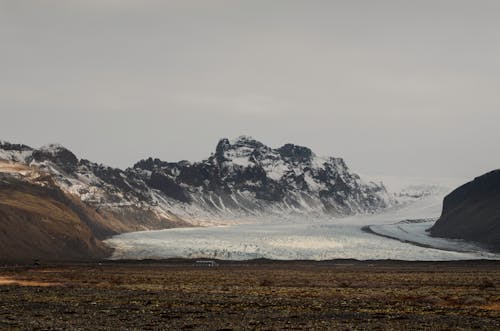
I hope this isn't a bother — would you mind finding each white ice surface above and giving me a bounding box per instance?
[368,220,489,253]
[105,176,499,261]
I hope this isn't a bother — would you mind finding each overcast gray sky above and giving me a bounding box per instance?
[1,1,499,179]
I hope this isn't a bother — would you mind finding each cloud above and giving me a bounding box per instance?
[0,1,499,178]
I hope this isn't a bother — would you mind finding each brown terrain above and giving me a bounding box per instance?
[0,260,499,330]
[0,177,112,261]
[0,161,189,262]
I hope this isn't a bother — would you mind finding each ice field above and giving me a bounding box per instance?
[105,177,500,261]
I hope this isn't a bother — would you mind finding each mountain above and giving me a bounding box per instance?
[0,174,112,261]
[133,136,392,218]
[1,137,392,220]
[0,136,392,260]
[430,170,500,252]
[0,141,189,229]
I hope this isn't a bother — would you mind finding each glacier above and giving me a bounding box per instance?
[105,176,500,261]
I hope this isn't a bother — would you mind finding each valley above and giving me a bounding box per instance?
[105,185,500,261]
[1,138,499,262]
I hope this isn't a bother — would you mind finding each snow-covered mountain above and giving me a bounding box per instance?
[0,136,392,225]
[133,136,392,219]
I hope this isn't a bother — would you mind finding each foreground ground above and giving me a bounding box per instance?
[0,260,499,330]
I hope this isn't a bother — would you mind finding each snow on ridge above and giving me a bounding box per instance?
[362,174,465,195]
[38,143,70,155]
[228,135,257,145]
[0,149,32,163]
[220,138,350,186]
[265,162,289,181]
[0,137,393,222]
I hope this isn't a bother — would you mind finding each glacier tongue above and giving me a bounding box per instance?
[105,218,499,261]
[104,174,500,261]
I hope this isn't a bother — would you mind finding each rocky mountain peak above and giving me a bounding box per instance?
[31,144,79,173]
[277,143,313,162]
[0,141,33,152]
[215,136,269,163]
[0,141,34,163]
[133,157,172,172]
[229,135,265,148]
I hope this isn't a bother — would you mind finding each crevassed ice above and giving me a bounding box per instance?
[105,181,500,261]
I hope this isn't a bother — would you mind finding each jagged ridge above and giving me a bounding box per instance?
[133,136,391,217]
[1,136,392,223]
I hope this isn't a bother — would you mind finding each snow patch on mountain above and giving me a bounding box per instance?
[0,137,402,226]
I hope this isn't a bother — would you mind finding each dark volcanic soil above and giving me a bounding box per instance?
[0,260,499,330]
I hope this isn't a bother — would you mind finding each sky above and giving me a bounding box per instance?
[1,0,499,179]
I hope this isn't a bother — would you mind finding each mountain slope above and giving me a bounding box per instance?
[430,170,500,252]
[0,175,111,261]
[0,156,187,261]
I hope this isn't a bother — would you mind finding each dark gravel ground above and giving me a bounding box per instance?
[0,259,499,330]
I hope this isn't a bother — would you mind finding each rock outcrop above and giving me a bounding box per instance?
[430,170,500,252]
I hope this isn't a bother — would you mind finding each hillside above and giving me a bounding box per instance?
[0,160,188,262]
[430,170,500,252]
[0,176,111,261]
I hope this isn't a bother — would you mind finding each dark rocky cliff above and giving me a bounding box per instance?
[430,170,500,252]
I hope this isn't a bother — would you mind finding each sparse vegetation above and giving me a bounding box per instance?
[0,260,499,330]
